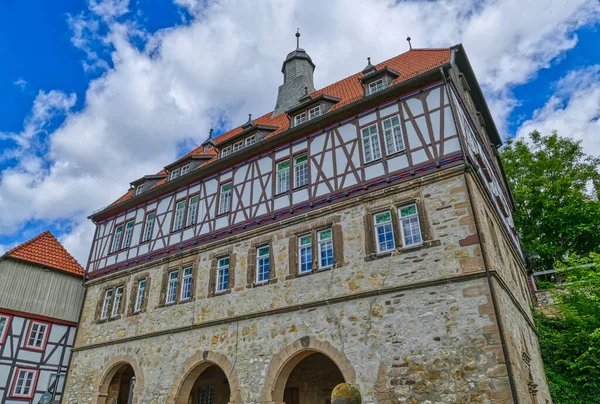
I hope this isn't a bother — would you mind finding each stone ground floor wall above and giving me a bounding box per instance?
[64,276,515,404]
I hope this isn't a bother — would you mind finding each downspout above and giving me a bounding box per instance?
[440,65,520,404]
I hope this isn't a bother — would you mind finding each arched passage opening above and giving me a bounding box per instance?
[97,363,137,404]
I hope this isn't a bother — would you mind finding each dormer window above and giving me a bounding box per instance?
[233,140,244,153]
[368,78,385,95]
[295,111,308,126]
[203,145,211,152]
[308,105,321,119]
[135,185,144,196]
[170,169,180,180]
[245,135,256,146]
[360,65,400,97]
[221,146,232,158]
[180,164,190,176]
[294,105,321,126]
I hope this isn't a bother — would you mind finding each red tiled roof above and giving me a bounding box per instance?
[4,231,85,276]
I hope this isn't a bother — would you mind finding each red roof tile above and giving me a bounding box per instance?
[4,231,85,276]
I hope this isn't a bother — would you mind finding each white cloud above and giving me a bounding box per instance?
[1,0,598,265]
[13,78,27,91]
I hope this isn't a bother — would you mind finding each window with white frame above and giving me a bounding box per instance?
[399,203,422,247]
[112,224,124,252]
[294,155,309,188]
[367,78,385,95]
[294,111,308,126]
[216,257,229,293]
[361,124,382,163]
[26,321,48,350]
[374,211,395,253]
[218,183,232,215]
[166,270,179,304]
[233,140,244,152]
[100,289,113,320]
[173,200,186,231]
[221,146,232,158]
[135,185,144,196]
[317,229,334,268]
[170,169,180,180]
[180,266,193,301]
[180,164,190,176]
[11,368,37,398]
[256,246,270,283]
[308,105,321,120]
[245,135,256,146]
[111,286,123,318]
[382,115,405,155]
[142,212,155,242]
[298,234,313,273]
[122,221,134,248]
[134,278,146,313]
[0,315,10,343]
[276,160,290,194]
[203,145,211,152]
[187,195,200,226]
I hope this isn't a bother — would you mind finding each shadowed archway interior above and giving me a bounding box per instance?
[98,364,136,404]
[175,363,231,404]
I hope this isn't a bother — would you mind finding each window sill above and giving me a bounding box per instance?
[246,278,278,288]
[275,190,291,197]
[215,212,230,219]
[22,345,45,353]
[363,158,383,167]
[160,297,196,308]
[208,289,231,298]
[385,149,407,158]
[364,239,441,262]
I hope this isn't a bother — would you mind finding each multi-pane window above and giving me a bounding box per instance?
[135,185,144,196]
[276,160,290,194]
[294,155,309,188]
[382,116,404,155]
[368,78,385,95]
[256,246,270,283]
[112,224,124,252]
[374,211,395,253]
[134,279,146,313]
[308,105,321,120]
[166,270,179,304]
[216,257,230,293]
[245,135,256,146]
[0,315,9,343]
[221,146,232,158]
[361,124,382,163]
[180,164,190,176]
[317,229,334,268]
[233,140,243,152]
[399,204,422,247]
[26,322,48,350]
[170,169,180,180]
[173,200,186,231]
[122,221,134,248]
[298,234,313,273]
[199,386,215,404]
[218,183,232,215]
[100,289,113,320]
[12,369,37,398]
[187,195,200,226]
[180,267,193,301]
[143,212,155,242]
[111,286,123,318]
[294,111,308,126]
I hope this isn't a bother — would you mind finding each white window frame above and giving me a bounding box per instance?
[398,203,423,247]
[308,105,321,120]
[374,211,395,253]
[122,220,134,248]
[298,234,313,273]
[317,229,334,269]
[368,78,385,95]
[11,368,37,398]
[0,315,10,344]
[294,111,308,126]
[361,124,382,163]
[180,164,190,176]
[25,321,48,350]
[221,146,232,158]
[100,289,113,320]
[135,185,144,196]
[382,115,405,155]
[143,212,155,242]
[216,257,230,293]
[218,183,232,215]
[276,160,290,194]
[111,286,123,318]
[111,224,124,252]
[232,140,244,152]
[173,200,186,231]
[170,169,180,180]
[187,195,200,226]
[166,270,179,304]
[180,267,193,301]
[294,154,309,188]
[256,245,270,284]
[245,135,256,146]
[203,145,211,152]
[134,278,146,313]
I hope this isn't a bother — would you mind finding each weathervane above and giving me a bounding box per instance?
[296,28,301,49]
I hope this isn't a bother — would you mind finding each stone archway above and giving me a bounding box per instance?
[262,337,356,404]
[167,351,241,404]
[95,355,144,404]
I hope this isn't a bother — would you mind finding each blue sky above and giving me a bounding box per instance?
[0,0,599,263]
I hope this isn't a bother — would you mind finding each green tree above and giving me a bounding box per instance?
[500,131,600,270]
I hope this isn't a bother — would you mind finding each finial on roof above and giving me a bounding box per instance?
[304,86,308,95]
[362,56,375,73]
[407,36,412,50]
[296,28,301,49]
[247,113,252,124]
[209,128,214,138]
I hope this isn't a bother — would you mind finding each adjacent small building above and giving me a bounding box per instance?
[0,231,85,403]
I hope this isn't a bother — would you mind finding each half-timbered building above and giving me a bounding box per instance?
[64,39,551,404]
[0,231,85,403]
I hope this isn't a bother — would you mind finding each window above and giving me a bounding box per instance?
[294,155,309,188]
[199,386,215,404]
[166,270,179,304]
[216,257,230,293]
[134,279,146,313]
[374,211,395,253]
[298,234,313,273]
[135,185,144,196]
[170,169,180,180]
[100,289,113,320]
[11,368,37,398]
[233,140,243,152]
[308,105,321,120]
[368,78,385,95]
[0,315,10,344]
[245,135,256,146]
[112,224,124,252]
[221,146,232,158]
[180,267,193,301]
[218,183,232,215]
[295,111,308,126]
[256,246,270,283]
[173,200,186,231]
[399,204,422,247]
[25,321,48,350]
[180,164,190,176]
[318,229,334,268]
[361,124,382,163]
[142,212,155,242]
[382,115,404,155]
[276,160,290,194]
[122,221,134,248]
[111,286,123,318]
[187,195,200,226]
